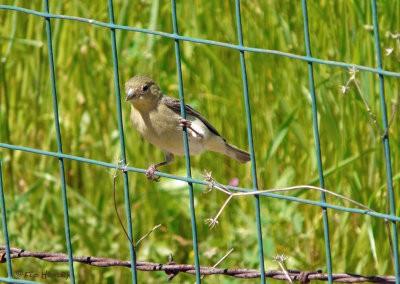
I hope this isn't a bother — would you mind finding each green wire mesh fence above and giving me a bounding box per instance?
[0,0,400,283]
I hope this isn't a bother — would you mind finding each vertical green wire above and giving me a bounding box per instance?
[0,161,12,279]
[301,1,333,283]
[234,1,266,283]
[170,0,201,282]
[107,0,137,283]
[371,1,400,282]
[43,1,76,283]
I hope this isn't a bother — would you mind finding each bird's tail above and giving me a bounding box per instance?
[224,143,251,163]
[205,136,251,163]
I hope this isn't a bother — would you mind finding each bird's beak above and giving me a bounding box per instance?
[125,88,135,102]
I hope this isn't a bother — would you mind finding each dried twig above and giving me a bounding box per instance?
[197,248,234,283]
[135,224,161,248]
[204,172,375,228]
[340,71,400,267]
[341,67,383,136]
[108,161,161,250]
[274,254,293,284]
[383,89,400,138]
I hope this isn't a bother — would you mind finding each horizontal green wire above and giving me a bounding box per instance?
[0,5,399,78]
[1,142,399,223]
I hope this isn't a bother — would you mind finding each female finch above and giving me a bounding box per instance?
[125,75,250,181]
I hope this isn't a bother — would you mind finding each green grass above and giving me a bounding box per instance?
[1,0,400,283]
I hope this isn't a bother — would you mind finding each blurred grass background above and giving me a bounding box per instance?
[0,0,400,283]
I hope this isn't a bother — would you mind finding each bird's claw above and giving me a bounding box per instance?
[179,117,191,128]
[179,118,204,138]
[146,165,161,182]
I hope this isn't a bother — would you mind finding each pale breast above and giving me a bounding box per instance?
[130,104,209,156]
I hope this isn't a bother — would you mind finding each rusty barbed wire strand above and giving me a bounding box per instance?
[0,246,396,283]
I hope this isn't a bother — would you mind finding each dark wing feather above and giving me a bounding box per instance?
[161,95,223,138]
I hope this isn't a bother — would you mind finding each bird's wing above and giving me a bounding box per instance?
[161,95,223,138]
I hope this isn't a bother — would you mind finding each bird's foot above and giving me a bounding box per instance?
[146,165,161,182]
[179,118,204,138]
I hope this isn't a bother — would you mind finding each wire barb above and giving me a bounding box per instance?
[0,245,397,283]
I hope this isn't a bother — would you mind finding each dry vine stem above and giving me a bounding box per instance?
[340,67,400,139]
[340,68,400,266]
[107,160,161,250]
[204,171,375,228]
[196,248,234,283]
[274,254,293,284]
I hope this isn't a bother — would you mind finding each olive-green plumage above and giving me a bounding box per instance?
[125,75,250,181]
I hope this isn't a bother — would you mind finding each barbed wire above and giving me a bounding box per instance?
[0,246,396,283]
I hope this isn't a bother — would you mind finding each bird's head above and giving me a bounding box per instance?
[124,75,161,104]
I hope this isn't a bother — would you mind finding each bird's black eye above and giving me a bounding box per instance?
[142,85,149,92]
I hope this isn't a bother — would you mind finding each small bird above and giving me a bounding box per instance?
[125,75,251,181]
